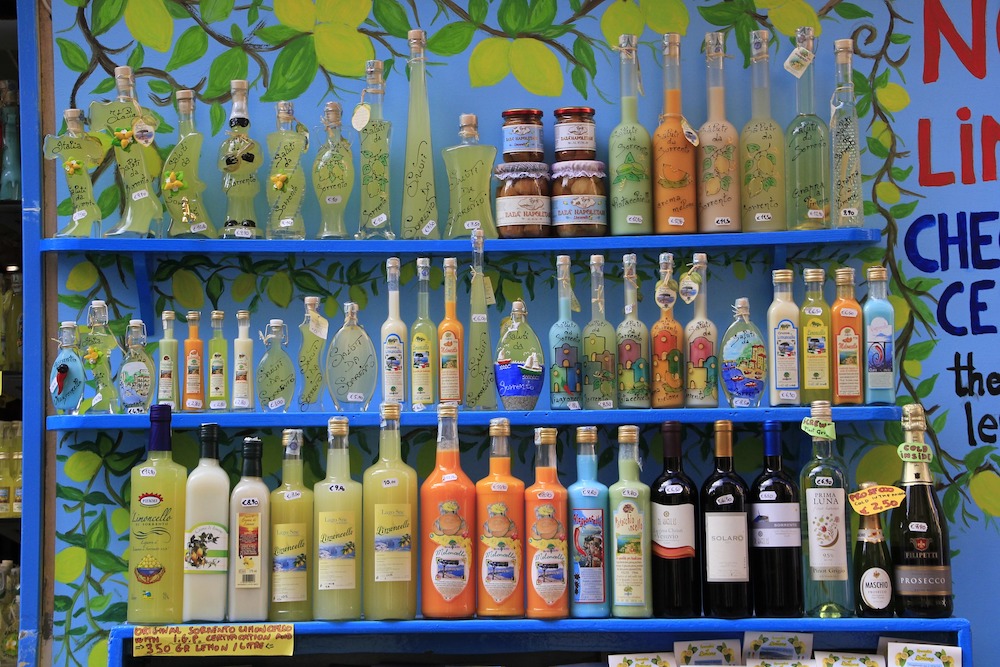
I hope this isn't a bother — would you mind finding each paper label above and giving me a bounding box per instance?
[481,528,520,604]
[627,214,644,225]
[496,196,551,227]
[183,522,228,574]
[835,324,862,397]
[866,316,894,388]
[743,631,813,661]
[555,122,596,152]
[132,624,294,658]
[898,442,933,463]
[317,511,357,591]
[373,503,412,582]
[308,313,329,340]
[464,219,481,230]
[805,488,848,581]
[669,216,685,226]
[860,566,893,610]
[371,212,387,227]
[72,208,87,221]
[381,333,405,403]
[502,123,543,155]
[271,523,308,602]
[267,397,285,410]
[351,103,370,131]
[411,330,434,404]
[421,219,437,235]
[472,313,487,323]
[551,194,607,227]
[234,227,253,238]
[429,499,472,601]
[612,499,645,606]
[608,653,678,667]
[236,512,263,589]
[132,189,149,201]
[750,502,801,548]
[885,642,961,667]
[813,651,886,667]
[673,640,740,665]
[784,45,815,77]
[849,484,905,515]
[773,319,799,391]
[802,416,836,440]
[483,276,496,306]
[802,316,830,389]
[704,512,749,582]
[325,195,342,205]
[571,508,605,604]
[439,331,462,402]
[279,218,294,228]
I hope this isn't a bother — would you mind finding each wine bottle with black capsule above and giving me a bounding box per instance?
[854,481,894,618]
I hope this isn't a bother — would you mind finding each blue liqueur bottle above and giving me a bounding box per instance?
[567,426,610,618]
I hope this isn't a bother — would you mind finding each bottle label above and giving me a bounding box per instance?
[309,313,329,340]
[772,319,799,391]
[857,527,885,543]
[496,195,551,227]
[802,317,830,390]
[119,359,152,412]
[428,499,473,601]
[835,325,861,397]
[185,350,202,392]
[481,501,521,604]
[502,123,543,156]
[439,331,462,402]
[860,566,893,609]
[555,122,596,153]
[528,503,567,605]
[805,488,848,581]
[209,352,226,400]
[866,316,895,389]
[411,331,434,404]
[571,508,606,604]
[750,502,801,548]
[183,522,229,574]
[271,522,308,603]
[721,328,767,407]
[131,484,179,594]
[233,352,251,405]
[157,354,175,402]
[551,194,607,227]
[382,333,405,403]
[374,503,412,582]
[704,512,749,582]
[612,500,645,606]
[317,510,357,591]
[652,502,695,559]
[894,565,952,596]
[0,488,9,514]
[12,486,20,514]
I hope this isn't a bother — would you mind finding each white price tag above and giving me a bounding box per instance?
[422,219,436,235]
[279,218,294,228]
[371,213,387,227]
[210,400,226,410]
[325,195,342,205]
[537,490,555,500]
[131,189,149,201]
[190,222,208,233]
[625,304,634,315]
[92,392,102,404]
[347,392,365,402]
[382,478,399,488]
[268,397,285,410]
[234,227,254,238]
[72,209,87,221]
[714,217,732,226]
[284,490,302,500]
[663,484,683,494]
[233,397,250,408]
[413,402,426,412]
[491,482,508,492]
[841,208,858,217]
[139,467,156,477]
[808,208,825,219]
[598,399,613,409]
[309,313,329,340]
[755,212,773,222]
[623,488,639,498]
[567,401,581,410]
[626,215,643,225]
[582,488,599,497]
[186,398,203,409]
[49,378,58,393]
[472,313,487,323]
[328,483,346,492]
[464,219,481,230]
[668,216,685,226]
[442,473,458,482]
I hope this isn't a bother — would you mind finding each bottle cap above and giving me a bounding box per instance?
[623,253,636,267]
[381,402,401,421]
[343,302,359,316]
[618,424,639,443]
[211,310,224,321]
[459,113,478,129]
[438,402,459,419]
[489,418,510,437]
[659,252,674,267]
[386,257,400,271]
[269,318,283,327]
[242,436,262,459]
[92,299,106,308]
[408,29,426,45]
[282,429,304,457]
[176,89,194,101]
[810,400,833,420]
[714,419,733,432]
[162,310,175,321]
[417,257,430,269]
[554,106,595,116]
[772,269,794,283]
[834,38,854,63]
[199,423,220,458]
[128,319,143,327]
[693,252,708,265]
[277,100,294,120]
[751,30,769,60]
[328,416,349,437]
[663,33,681,55]
[444,257,457,270]
[763,420,781,434]
[803,267,825,282]
[619,34,638,49]
[511,299,527,315]
[556,255,571,268]
[660,421,681,437]
[366,60,383,74]
[323,101,342,124]
[576,426,597,444]
[60,321,76,328]
[835,267,855,285]
[902,403,926,431]
[187,311,201,321]
[304,296,319,307]
[230,79,249,92]
[590,254,604,266]
[114,66,132,80]
[149,404,171,422]
[704,31,726,57]
[796,26,816,53]
[535,427,558,445]
[501,108,543,118]
[63,108,84,122]
[734,297,750,313]
[867,266,888,282]
[237,309,250,320]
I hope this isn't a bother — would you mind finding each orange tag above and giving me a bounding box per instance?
[848,485,905,516]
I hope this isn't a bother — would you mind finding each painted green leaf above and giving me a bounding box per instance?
[56,483,85,502]
[469,0,488,23]
[890,33,911,45]
[89,548,129,575]
[525,0,557,31]
[209,102,225,136]
[891,165,914,181]
[510,38,562,96]
[573,36,597,77]
[873,68,890,90]
[427,22,476,56]
[166,26,209,72]
[172,269,206,310]
[890,201,918,219]
[56,38,90,73]
[91,0,127,36]
[200,0,235,22]
[94,602,128,623]
[165,1,190,17]
[84,491,116,506]
[535,23,572,39]
[57,198,73,216]
[127,44,145,70]
[267,271,294,308]
[261,35,317,102]
[915,374,938,398]
[931,410,948,434]
[255,24,304,46]
[833,2,873,19]
[124,0,174,52]
[57,294,90,310]
[698,3,743,26]
[206,273,224,309]
[203,47,250,98]
[90,77,116,95]
[468,38,512,88]
[89,593,113,612]
[863,200,878,216]
[865,137,889,159]
[571,65,588,99]
[54,595,73,613]
[906,340,935,362]
[148,80,173,95]
[348,284,368,310]
[497,0,528,35]
[86,512,110,551]
[291,271,325,295]
[373,0,411,38]
[852,69,870,95]
[230,23,244,42]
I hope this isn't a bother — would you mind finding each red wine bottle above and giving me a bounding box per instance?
[854,481,894,617]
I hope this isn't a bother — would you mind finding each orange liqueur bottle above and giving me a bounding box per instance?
[525,427,569,618]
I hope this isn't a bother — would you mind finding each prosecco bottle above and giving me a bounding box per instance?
[854,481,894,618]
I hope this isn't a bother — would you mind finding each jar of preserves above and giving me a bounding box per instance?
[494,162,551,239]
[550,160,608,238]
[501,108,544,162]
[554,107,596,160]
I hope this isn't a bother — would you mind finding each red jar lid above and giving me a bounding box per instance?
[502,108,544,118]
[554,106,595,116]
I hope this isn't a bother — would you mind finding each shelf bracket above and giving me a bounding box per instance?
[133,252,155,335]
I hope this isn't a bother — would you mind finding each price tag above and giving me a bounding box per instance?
[442,473,457,482]
[483,276,497,306]
[537,490,555,500]
[598,399,613,409]
[233,397,250,408]
[662,484,683,494]
[279,218,294,228]
[49,378,58,394]
[464,219,481,230]
[491,482,508,492]
[309,312,329,340]
[716,493,734,506]
[72,209,87,221]
[732,397,750,407]
[412,402,426,412]
[283,490,302,501]
[132,189,149,201]
[570,289,581,312]
[268,397,285,410]
[801,416,836,440]
[210,400,226,410]
[808,208,825,219]
[347,392,365,402]
[626,215,644,225]
[139,467,156,477]
[325,195,342,205]
[371,213,387,227]
[680,117,700,146]
[714,216,732,227]
[849,485,905,516]
[186,398,203,410]
[328,484,346,493]
[668,216,685,226]
[841,208,858,217]
[567,401,581,410]
[352,103,371,131]
[803,307,823,316]
[784,45,815,78]
[679,269,700,304]
[897,442,934,463]
[472,313,487,323]
[382,478,399,488]
[655,280,677,310]
[132,623,294,658]
[622,488,639,498]
[422,219,436,235]
[234,227,254,238]
[625,304,634,315]
[191,222,208,234]
[755,212,773,222]
[581,488,599,497]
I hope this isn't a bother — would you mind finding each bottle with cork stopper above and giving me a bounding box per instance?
[401,29,441,239]
[832,38,864,229]
[220,79,262,238]
[443,113,498,239]
[266,100,309,240]
[163,89,216,238]
[356,59,394,240]
[43,108,104,238]
[313,101,354,239]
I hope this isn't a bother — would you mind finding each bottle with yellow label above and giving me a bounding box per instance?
[800,268,832,404]
[269,429,313,621]
[525,427,569,618]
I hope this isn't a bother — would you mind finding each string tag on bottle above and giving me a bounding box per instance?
[680,116,700,146]
[483,276,497,306]
[351,103,371,131]
[678,264,701,304]
[784,46,815,78]
[655,277,678,310]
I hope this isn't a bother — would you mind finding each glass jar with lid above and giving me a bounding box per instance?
[554,107,596,160]
[494,162,551,239]
[550,160,607,238]
[501,108,544,162]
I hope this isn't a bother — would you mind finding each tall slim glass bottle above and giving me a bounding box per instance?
[466,231,497,409]
[232,310,254,411]
[617,254,651,408]
[438,258,464,404]
[768,270,800,406]
[270,429,313,621]
[567,426,609,618]
[800,268,832,403]
[81,300,119,415]
[183,311,204,413]
[583,255,617,409]
[864,266,895,404]
[442,114,497,239]
[6,270,20,371]
[698,33,740,233]
[549,255,582,410]
[326,302,377,412]
[651,253,684,407]
[720,297,767,408]
[610,425,652,618]
[608,34,652,236]
[314,102,354,239]
[832,39,863,228]
[653,34,697,234]
[228,437,270,621]
[49,321,86,415]
[382,258,407,406]
[741,30,786,232]
[854,481,894,618]
[119,319,155,415]
[831,267,863,405]
[411,257,437,409]
[207,311,229,412]
[157,310,179,410]
[266,101,309,240]
[786,28,830,230]
[401,30,440,240]
[298,296,328,411]
[685,253,718,406]
[220,79,262,238]
[356,60,394,240]
[256,319,295,412]
[164,90,216,238]
[525,427,569,618]
[44,108,105,238]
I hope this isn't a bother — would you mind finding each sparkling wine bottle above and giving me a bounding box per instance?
[854,481,894,618]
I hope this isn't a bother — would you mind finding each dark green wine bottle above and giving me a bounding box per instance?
[853,481,894,617]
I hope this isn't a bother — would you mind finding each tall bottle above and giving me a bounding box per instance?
[831,267,863,405]
[438,258,464,404]
[786,28,830,230]
[5,271,20,372]
[750,421,803,617]
[741,30,786,232]
[228,436,270,622]
[298,296,328,411]
[466,231,497,409]
[854,481,894,618]
[684,253,718,406]
[356,60,394,240]
[256,319,295,412]
[43,108,105,238]
[266,101,309,239]
[269,429,313,621]
[650,253,684,407]
[701,420,751,618]
[525,427,569,618]
[220,79,262,238]
[608,34,652,236]
[651,422,700,618]
[495,300,544,411]
[610,425,652,617]
[697,33,740,233]
[864,266,896,404]
[232,310,254,411]
[49,321,86,415]
[653,34,697,234]
[0,90,17,202]
[363,403,418,620]
[81,300,119,415]
[401,30,440,240]
[119,319,155,415]
[549,255,582,410]
[720,297,767,408]
[326,302,377,412]
[313,102,354,239]
[183,311,204,413]
[617,254,651,408]
[381,258,407,406]
[182,423,229,622]
[207,311,229,412]
[800,268,832,403]
[442,113,498,239]
[410,257,438,409]
[567,426,610,618]
[476,418,525,617]
[891,403,953,617]
[583,255,617,410]
[768,269,800,406]
[800,400,853,617]
[313,417,362,620]
[128,405,187,624]
[163,90,216,238]
[157,310,180,410]
[831,39,863,228]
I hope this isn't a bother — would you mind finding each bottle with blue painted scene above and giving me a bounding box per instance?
[863,266,895,405]
[567,426,609,618]
[119,319,155,415]
[549,255,582,410]
[495,300,544,411]
[720,297,767,408]
[49,321,85,415]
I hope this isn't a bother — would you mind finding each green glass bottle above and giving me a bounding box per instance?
[43,108,105,238]
[401,30,441,240]
[442,114,497,239]
[314,102,353,239]
[81,300,119,414]
[356,60,394,240]
[220,79,262,238]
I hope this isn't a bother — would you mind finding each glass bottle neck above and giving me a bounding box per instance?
[575,442,597,480]
[706,57,726,120]
[278,117,296,133]
[387,269,400,319]
[773,282,793,302]
[282,458,303,486]
[662,434,682,470]
[796,63,816,116]
[693,266,708,319]
[590,266,605,320]
[178,109,196,136]
[116,79,135,104]
[417,276,429,318]
[444,268,457,316]
[835,59,853,98]
[58,329,77,348]
[367,81,385,121]
[620,50,639,120]
[230,93,249,123]
[804,281,824,302]
[750,57,771,119]
[379,418,401,460]
[557,265,572,321]
[869,278,888,300]
[326,433,351,478]
[535,442,556,470]
[188,322,200,339]
[624,267,638,319]
[127,330,146,348]
[663,50,681,114]
[459,129,479,146]
[836,283,856,301]
[236,319,250,340]
[618,442,640,480]
[811,436,833,459]
[714,433,733,471]
[436,415,459,452]
[489,434,510,460]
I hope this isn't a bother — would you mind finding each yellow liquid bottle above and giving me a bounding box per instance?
[800,268,832,404]
[269,429,314,621]
[0,453,10,519]
[438,258,465,404]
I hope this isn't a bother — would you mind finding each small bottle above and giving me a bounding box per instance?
[697,32,740,233]
[411,257,438,409]
[270,429,314,621]
[157,310,180,410]
[768,269,800,406]
[832,267,863,405]
[220,79,262,238]
[326,303,377,412]
[81,300,119,415]
[232,310,255,411]
[567,426,610,618]
[800,268,832,404]
[583,255,618,410]
[313,417,362,620]
[653,34,697,234]
[853,481,894,618]
[549,255,583,410]
[298,296,328,411]
[313,102,354,239]
[443,113,498,239]
[119,319,155,415]
[6,271,21,371]
[163,90,216,238]
[608,34,653,236]
[465,231,497,409]
[183,423,229,622]
[356,60,394,240]
[438,258,465,404]
[684,253,718,407]
[651,253,684,408]
[720,297,767,408]
[495,300,544,411]
[617,254,651,408]
[43,108,104,238]
[610,425,652,618]
[701,420,751,618]
[401,29,441,240]
[256,319,296,413]
[831,38,864,229]
[266,100,309,240]
[786,28,830,230]
[382,258,407,406]
[864,266,896,405]
[208,310,229,412]
[228,436,270,622]
[183,311,205,413]
[49,321,86,415]
[525,427,569,618]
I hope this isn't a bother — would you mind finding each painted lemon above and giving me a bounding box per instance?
[747,177,763,198]
[757,155,775,175]
[856,444,900,487]
[705,177,722,196]
[970,469,1000,516]
[600,0,644,46]
[713,155,731,175]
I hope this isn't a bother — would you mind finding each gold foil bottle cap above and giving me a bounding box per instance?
[803,267,825,282]
[161,310,176,321]
[381,402,401,421]
[211,310,224,321]
[772,269,794,283]
[328,416,349,437]
[902,403,927,431]
[535,427,557,445]
[714,419,733,432]
[618,425,639,444]
[576,426,597,444]
[489,418,510,437]
[438,402,459,419]
[867,266,888,282]
[835,267,855,285]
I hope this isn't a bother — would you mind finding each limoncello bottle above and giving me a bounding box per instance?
[800,268,832,404]
[313,102,353,239]
[356,60,394,240]
[207,310,229,412]
[43,108,105,238]
[786,28,830,230]
[617,253,651,408]
[298,296,328,411]
[220,79,262,238]
[410,257,438,409]
[831,268,863,405]
[741,30,786,232]
[831,38,864,229]
[549,255,582,410]
[157,310,179,410]
[401,29,440,240]
[163,90,216,238]
[442,114,497,239]
[583,255,617,410]
[232,310,254,411]
[465,230,497,409]
[81,300,119,414]
[49,321,85,415]
[256,319,295,413]
[266,101,309,240]
[270,429,313,621]
[381,258,407,406]
[438,258,464,404]
[119,319,155,415]
[650,253,684,407]
[326,302,377,412]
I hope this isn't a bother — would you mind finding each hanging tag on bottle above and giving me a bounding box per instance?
[680,116,700,147]
[678,268,700,305]
[848,485,905,516]
[801,416,836,440]
[483,276,497,306]
[351,103,371,131]
[897,441,933,463]
[655,278,678,310]
[132,114,158,147]
[309,312,329,340]
[784,46,815,78]
[570,290,582,313]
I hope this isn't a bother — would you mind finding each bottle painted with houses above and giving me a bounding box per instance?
[800,268,832,404]
[326,302,377,412]
[256,319,295,413]
[698,33,740,233]
[741,30,786,232]
[220,79,262,239]
[549,255,582,410]
[157,310,179,410]
[525,427,569,618]
[610,425,652,617]
[831,267,863,405]
[411,257,437,409]
[298,296,328,411]
[183,311,204,413]
[567,426,609,618]
[495,300,544,411]
[266,101,309,239]
[617,253,651,408]
[401,29,440,240]
[270,430,314,621]
[43,108,105,238]
[228,437,270,621]
[183,423,229,622]
[653,33,697,234]
[786,28,830,230]
[466,230,497,409]
[651,253,684,407]
[356,60,394,240]
[864,266,895,404]
[768,269,800,406]
[721,297,767,408]
[232,310,254,411]
[684,253,718,406]
[119,319,155,415]
[583,255,618,410]
[439,258,464,404]
[49,321,86,415]
[0,89,18,201]
[443,113,498,239]
[381,258,407,406]
[608,34,653,236]
[314,102,353,239]
[207,311,229,412]
[81,300,119,415]
[831,39,863,229]
[163,90,216,239]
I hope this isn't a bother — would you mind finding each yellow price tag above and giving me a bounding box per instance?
[848,485,906,516]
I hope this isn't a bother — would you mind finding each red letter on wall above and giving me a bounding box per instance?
[924,0,986,83]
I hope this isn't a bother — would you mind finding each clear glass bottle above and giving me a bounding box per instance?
[864,266,896,404]
[831,39,863,228]
[583,254,617,409]
[720,297,767,408]
[411,257,437,409]
[220,79,262,238]
[0,89,18,201]
[786,28,830,230]
[119,319,155,415]
[314,102,354,239]
[381,258,407,406]
[466,231,497,409]
[266,101,309,239]
[608,34,653,236]
[567,425,609,618]
[800,268,832,403]
[438,258,464,404]
[831,267,863,405]
[853,481,894,618]
[183,311,204,413]
[81,299,119,415]
[269,429,314,621]
[653,34,697,234]
[495,300,544,411]
[525,427,569,618]
[651,253,684,407]
[610,425,652,618]
[232,310,254,411]
[356,60,394,240]
[401,29,441,240]
[697,32,740,233]
[157,310,180,410]
[49,321,86,415]
[549,255,582,410]
[617,253,651,408]
[43,108,104,238]
[163,90,216,238]
[256,318,295,412]
[326,302,377,412]
[443,113,498,239]
[768,269,800,406]
[298,296,328,412]
[207,310,229,412]
[684,253,718,406]
[741,30,786,232]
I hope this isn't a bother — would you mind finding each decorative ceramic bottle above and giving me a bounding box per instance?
[443,114,497,239]
[617,253,651,408]
[608,34,653,236]
[410,257,438,410]
[831,38,864,229]
[43,109,105,238]
[549,255,582,410]
[119,319,155,415]
[525,427,569,618]
[495,300,544,411]
[219,79,262,238]
[356,60,394,240]
[228,436,270,622]
[269,430,314,622]
[207,310,229,412]
[741,30,786,232]
[720,297,767,408]
[401,29,440,240]
[49,321,86,415]
[610,425,653,618]
[653,34,698,234]
[567,426,609,618]
[863,266,895,405]
[786,28,830,230]
[381,258,407,406]
[313,102,354,239]
[157,310,179,410]
[81,300,119,415]
[298,296,328,412]
[465,231,497,409]
[256,319,295,413]
[697,32,740,233]
[768,269,800,406]
[583,255,617,410]
[232,310,254,411]
[163,90,216,239]
[438,258,464,404]
[326,302,377,412]
[266,101,309,240]
[651,253,684,407]
[683,253,718,407]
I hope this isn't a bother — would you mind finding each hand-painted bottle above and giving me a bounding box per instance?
[567,426,609,618]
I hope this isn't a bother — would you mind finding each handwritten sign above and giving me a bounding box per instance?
[132,623,294,658]
[849,485,906,516]
[898,441,934,463]
[801,416,836,440]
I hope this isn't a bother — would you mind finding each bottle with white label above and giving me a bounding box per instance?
[697,32,740,233]
[700,420,751,618]
[583,255,617,409]
[863,266,895,405]
[411,257,438,409]
[853,481,893,618]
[232,310,254,411]
[800,400,853,617]
[466,231,497,409]
[298,296,328,411]
[750,421,803,617]
[182,423,229,621]
[256,319,295,412]
[228,436,270,621]
[684,253,718,407]
[207,311,229,412]
[832,267,863,405]
[118,319,155,415]
[269,429,313,621]
[438,258,464,404]
[800,268,832,404]
[767,269,800,406]
[609,425,652,618]
[549,255,582,410]
[525,427,569,618]
[313,417,362,620]
[325,302,377,412]
[720,297,767,408]
[567,425,609,618]
[183,311,204,413]
[157,311,179,410]
[381,258,407,407]
[617,254,651,408]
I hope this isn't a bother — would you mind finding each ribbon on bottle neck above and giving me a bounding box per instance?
[612,42,644,97]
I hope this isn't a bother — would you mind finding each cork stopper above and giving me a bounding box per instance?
[187,311,200,322]
[438,402,459,419]
[381,402,401,421]
[343,302,359,317]
[176,89,194,101]
[772,269,794,283]
[576,426,597,444]
[323,101,342,125]
[590,254,604,267]
[705,31,726,57]
[408,29,426,46]
[444,257,457,270]
[693,252,708,266]
[64,108,84,122]
[803,267,825,282]
[511,299,527,315]
[304,296,320,308]
[618,425,639,444]
[810,400,832,420]
[835,267,855,286]
[902,403,926,431]
[114,66,132,81]
[230,79,248,93]
[734,297,750,317]
[867,266,888,282]
[535,427,558,445]
[366,60,383,82]
[659,252,674,269]
[796,26,816,53]
[835,38,854,64]
[386,257,400,271]
[556,255,570,268]
[459,113,478,131]
[489,418,510,437]
[328,416,349,437]
[277,100,294,122]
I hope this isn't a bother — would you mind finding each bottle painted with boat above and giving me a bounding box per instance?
[381,258,407,406]
[863,266,895,404]
[183,311,204,413]
[697,33,740,233]
[157,310,180,410]
[617,253,651,408]
[298,296,328,411]
[786,28,830,230]
[525,428,569,618]
[219,79,262,239]
[326,302,377,412]
[439,258,465,404]
[356,60,394,240]
[465,231,497,409]
[831,39,864,229]
[163,90,216,239]
[81,300,119,414]
[831,267,863,405]
[443,113,498,239]
[495,300,544,411]
[270,430,314,622]
[49,321,86,415]
[411,257,438,410]
[567,426,610,618]
[313,102,354,239]
[43,109,106,237]
[232,310,254,411]
[682,253,718,407]
[741,30,786,232]
[90,66,161,238]
[651,253,684,407]
[608,34,652,236]
[401,30,441,239]
[549,255,583,410]
[653,33,698,234]
[768,269,800,406]
[266,101,309,240]
[228,437,270,622]
[183,424,229,622]
[583,254,617,410]
[800,268,832,404]
[720,297,767,408]
[207,311,229,412]
[256,319,296,413]
[0,89,19,201]
[119,319,155,415]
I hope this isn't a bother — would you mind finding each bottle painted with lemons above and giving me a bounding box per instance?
[653,34,697,234]
[270,429,313,621]
[741,31,786,232]
[608,34,652,236]
[81,299,119,414]
[410,257,437,409]
[220,79,262,239]
[356,60,394,240]
[314,102,353,239]
[266,101,309,240]
[128,405,187,624]
[697,33,740,233]
[207,311,229,412]
[43,108,105,238]
[298,296,328,411]
[525,427,569,618]
[256,319,296,413]
[163,90,216,238]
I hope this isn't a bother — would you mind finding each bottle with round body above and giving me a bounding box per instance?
[854,481,894,618]
[785,28,830,230]
[617,254,651,408]
[356,60,394,240]
[741,31,786,232]
[81,300,119,415]
[800,268,832,404]
[864,266,896,405]
[609,425,652,618]
[256,319,296,413]
[525,428,569,618]
[831,267,863,405]
[549,255,583,410]
[325,302,377,412]
[567,426,609,618]
[50,321,86,415]
[697,33,741,233]
[608,34,652,236]
[228,437,270,621]
[298,296,328,412]
[220,79,262,238]
[653,34,697,234]
[400,30,441,240]
[266,101,309,240]
[43,108,105,238]
[119,319,155,415]
[269,430,314,621]
[443,114,497,239]
[495,300,544,411]
[720,297,767,408]
[768,269,800,406]
[163,90,216,238]
[313,102,354,239]
[583,255,617,410]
